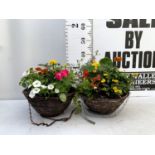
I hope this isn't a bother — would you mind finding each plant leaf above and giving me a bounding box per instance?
[100,57,113,67]
[59,93,67,103]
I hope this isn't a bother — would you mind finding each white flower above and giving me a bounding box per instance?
[32,88,40,94]
[22,70,30,77]
[55,88,60,94]
[119,68,125,72]
[29,90,35,98]
[94,86,97,90]
[48,84,54,90]
[41,85,47,89]
[32,80,41,88]
[72,84,77,88]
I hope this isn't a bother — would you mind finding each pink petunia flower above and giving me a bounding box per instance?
[61,69,69,77]
[55,72,63,81]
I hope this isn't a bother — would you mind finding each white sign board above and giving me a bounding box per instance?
[65,19,155,90]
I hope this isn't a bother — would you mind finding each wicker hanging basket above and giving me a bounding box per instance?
[23,89,73,117]
[83,93,129,115]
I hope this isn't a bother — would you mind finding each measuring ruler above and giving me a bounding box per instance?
[65,19,93,65]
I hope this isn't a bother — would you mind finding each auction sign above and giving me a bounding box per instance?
[66,19,155,90]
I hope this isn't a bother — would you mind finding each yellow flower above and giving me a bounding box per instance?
[101,79,106,83]
[91,60,99,70]
[118,89,122,94]
[113,86,118,92]
[48,59,57,65]
[112,79,119,83]
[103,73,108,76]
[112,87,122,94]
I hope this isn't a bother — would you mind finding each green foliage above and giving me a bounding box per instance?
[78,57,133,99]
[100,57,113,67]
[19,56,133,114]
[77,79,93,97]
[72,95,82,114]
[19,60,77,100]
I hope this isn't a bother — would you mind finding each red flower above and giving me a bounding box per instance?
[83,70,89,78]
[55,72,63,80]
[61,69,69,77]
[96,74,101,81]
[92,74,101,82]
[55,69,69,81]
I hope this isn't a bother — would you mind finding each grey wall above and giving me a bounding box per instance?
[0,19,66,100]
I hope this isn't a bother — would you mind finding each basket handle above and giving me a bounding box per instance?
[28,103,76,127]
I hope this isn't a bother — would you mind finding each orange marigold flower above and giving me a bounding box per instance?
[42,68,48,74]
[36,67,48,75]
[114,57,123,62]
[35,67,42,71]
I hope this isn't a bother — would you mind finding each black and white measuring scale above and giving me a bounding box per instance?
[65,19,93,64]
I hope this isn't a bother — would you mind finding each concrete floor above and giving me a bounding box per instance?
[0,92,155,135]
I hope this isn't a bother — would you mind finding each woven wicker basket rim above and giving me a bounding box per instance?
[83,93,129,102]
[23,89,74,100]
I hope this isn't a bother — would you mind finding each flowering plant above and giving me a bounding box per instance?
[19,59,77,102]
[78,57,132,99]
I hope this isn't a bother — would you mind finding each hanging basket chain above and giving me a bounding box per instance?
[28,103,76,127]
